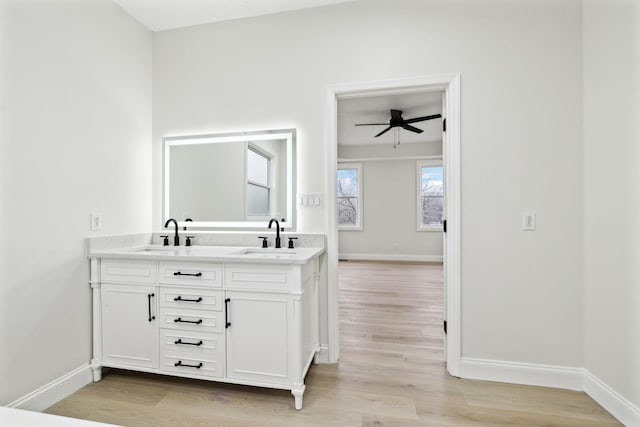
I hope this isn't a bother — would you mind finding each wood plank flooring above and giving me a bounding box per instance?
[45,261,621,426]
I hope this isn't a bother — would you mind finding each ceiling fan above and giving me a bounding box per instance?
[355,109,442,138]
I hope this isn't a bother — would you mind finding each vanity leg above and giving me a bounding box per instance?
[291,385,305,410]
[90,359,102,382]
[90,260,103,383]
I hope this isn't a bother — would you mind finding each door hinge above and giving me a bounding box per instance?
[443,219,447,233]
[443,118,446,132]
[443,320,447,334]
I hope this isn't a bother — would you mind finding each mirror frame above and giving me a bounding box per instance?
[163,128,296,230]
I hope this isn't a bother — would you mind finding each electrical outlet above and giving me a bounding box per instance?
[90,213,102,231]
[522,212,536,231]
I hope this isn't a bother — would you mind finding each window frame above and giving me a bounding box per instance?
[416,159,444,231]
[337,162,363,231]
[246,145,271,217]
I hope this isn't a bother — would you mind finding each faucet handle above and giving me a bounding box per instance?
[160,235,169,246]
[287,237,298,249]
[258,236,268,248]
[185,236,195,247]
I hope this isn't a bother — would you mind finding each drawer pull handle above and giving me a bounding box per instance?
[173,271,203,277]
[225,298,231,328]
[147,293,155,322]
[174,361,203,369]
[173,296,203,303]
[174,339,203,347]
[173,317,203,325]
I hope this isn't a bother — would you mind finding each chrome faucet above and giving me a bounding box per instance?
[268,218,281,248]
[164,218,179,246]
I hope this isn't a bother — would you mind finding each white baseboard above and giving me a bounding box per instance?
[584,369,640,427]
[460,358,640,426]
[460,358,583,391]
[338,253,443,262]
[7,364,92,412]
[314,345,331,364]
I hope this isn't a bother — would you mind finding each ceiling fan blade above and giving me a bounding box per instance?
[375,127,393,137]
[402,124,424,134]
[354,123,389,126]
[403,113,442,124]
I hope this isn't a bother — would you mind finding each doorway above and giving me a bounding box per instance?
[325,75,461,376]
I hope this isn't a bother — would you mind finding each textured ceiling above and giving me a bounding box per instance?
[113,0,355,31]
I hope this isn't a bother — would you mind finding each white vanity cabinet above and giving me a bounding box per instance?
[224,262,319,410]
[225,290,291,384]
[101,283,158,369]
[157,261,226,379]
[90,254,320,410]
[99,260,158,370]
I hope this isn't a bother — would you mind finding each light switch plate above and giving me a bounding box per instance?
[90,213,102,231]
[299,193,322,208]
[522,212,536,231]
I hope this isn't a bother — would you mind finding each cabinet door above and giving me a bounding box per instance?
[225,292,291,385]
[101,283,158,369]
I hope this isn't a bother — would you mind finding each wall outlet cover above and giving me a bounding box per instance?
[90,213,102,231]
[522,212,536,230]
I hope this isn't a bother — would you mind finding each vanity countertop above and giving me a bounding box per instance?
[89,245,325,265]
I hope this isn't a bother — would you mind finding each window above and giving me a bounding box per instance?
[247,146,270,216]
[337,163,362,230]
[417,159,444,230]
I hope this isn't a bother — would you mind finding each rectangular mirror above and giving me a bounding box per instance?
[163,129,296,229]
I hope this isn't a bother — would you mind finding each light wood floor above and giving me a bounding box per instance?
[45,261,621,426]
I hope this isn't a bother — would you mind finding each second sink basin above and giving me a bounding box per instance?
[233,249,298,259]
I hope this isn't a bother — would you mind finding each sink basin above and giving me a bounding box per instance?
[132,245,241,257]
[126,246,301,259]
[233,249,298,259]
[134,247,179,255]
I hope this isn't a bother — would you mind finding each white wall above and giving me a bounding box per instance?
[0,0,152,405]
[153,0,584,368]
[169,142,245,221]
[583,0,640,412]
[337,143,443,260]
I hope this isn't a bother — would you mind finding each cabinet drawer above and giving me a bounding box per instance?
[159,287,223,311]
[160,329,224,356]
[160,352,223,378]
[225,264,292,291]
[158,262,222,287]
[101,260,156,284]
[158,307,223,333]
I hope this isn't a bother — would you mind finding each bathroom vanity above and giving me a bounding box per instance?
[88,243,323,410]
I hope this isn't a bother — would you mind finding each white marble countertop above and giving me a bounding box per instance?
[0,407,119,427]
[89,244,325,265]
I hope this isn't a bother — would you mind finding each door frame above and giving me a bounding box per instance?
[325,74,461,376]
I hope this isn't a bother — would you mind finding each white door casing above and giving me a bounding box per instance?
[325,74,462,376]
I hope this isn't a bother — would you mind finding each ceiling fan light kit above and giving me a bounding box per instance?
[355,109,442,148]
